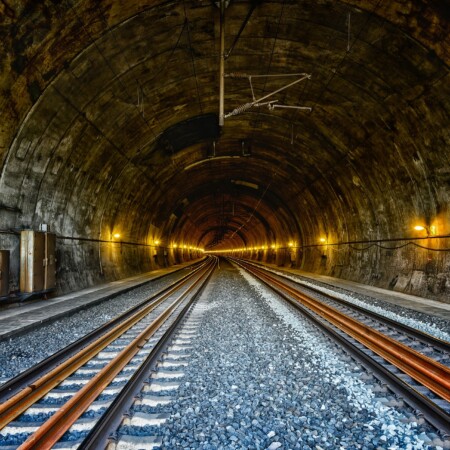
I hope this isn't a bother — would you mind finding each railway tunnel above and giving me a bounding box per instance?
[0,0,449,302]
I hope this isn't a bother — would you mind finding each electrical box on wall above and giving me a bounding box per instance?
[20,231,56,294]
[0,250,9,297]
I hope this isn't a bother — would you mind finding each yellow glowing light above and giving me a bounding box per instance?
[271,244,276,249]
[319,238,326,243]
[172,243,177,249]
[288,241,294,247]
[113,233,121,239]
[154,240,160,245]
[414,225,425,231]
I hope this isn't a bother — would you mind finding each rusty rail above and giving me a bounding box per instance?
[239,261,450,402]
[17,259,215,449]
[0,259,214,433]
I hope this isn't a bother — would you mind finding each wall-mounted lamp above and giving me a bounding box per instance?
[319,238,327,243]
[112,233,121,239]
[288,241,294,247]
[154,240,160,246]
[413,225,436,236]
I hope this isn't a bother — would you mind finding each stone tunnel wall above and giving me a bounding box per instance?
[0,229,201,296]
[301,238,450,302]
[241,236,450,303]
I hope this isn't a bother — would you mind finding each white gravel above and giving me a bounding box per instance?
[118,261,442,450]
[262,267,450,343]
[240,268,438,449]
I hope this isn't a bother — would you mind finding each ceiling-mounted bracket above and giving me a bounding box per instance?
[218,0,228,126]
[224,73,312,118]
[214,0,230,7]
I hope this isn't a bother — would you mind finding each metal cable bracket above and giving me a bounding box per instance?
[224,73,312,118]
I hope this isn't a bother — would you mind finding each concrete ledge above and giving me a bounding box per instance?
[0,260,202,341]
[254,263,450,321]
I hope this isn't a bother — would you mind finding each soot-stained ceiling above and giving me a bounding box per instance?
[0,0,449,294]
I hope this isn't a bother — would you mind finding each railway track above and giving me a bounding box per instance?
[0,257,217,449]
[80,297,210,449]
[233,258,450,435]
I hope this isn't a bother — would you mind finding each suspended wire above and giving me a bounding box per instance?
[68,2,191,138]
[346,242,450,252]
[219,0,288,245]
[228,166,282,241]
[60,2,191,186]
[46,3,182,188]
[182,1,204,114]
[249,0,286,135]
[309,0,382,113]
[309,240,450,253]
[67,2,159,137]
[282,1,384,202]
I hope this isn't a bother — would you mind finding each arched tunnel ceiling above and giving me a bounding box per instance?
[0,0,449,252]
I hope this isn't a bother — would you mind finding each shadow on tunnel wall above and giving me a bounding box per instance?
[303,238,450,302]
[0,232,201,298]
[238,235,450,303]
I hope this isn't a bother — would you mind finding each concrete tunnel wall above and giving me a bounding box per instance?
[0,1,449,301]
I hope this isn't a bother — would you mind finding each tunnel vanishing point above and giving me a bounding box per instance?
[0,0,449,301]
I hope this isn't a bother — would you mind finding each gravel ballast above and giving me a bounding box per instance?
[259,265,450,342]
[133,262,440,449]
[0,271,187,382]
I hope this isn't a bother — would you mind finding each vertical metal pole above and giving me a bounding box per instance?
[219,0,225,126]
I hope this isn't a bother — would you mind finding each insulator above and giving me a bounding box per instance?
[225,102,254,117]
[224,72,249,78]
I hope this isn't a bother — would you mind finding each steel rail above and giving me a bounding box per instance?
[235,260,450,433]
[235,260,450,434]
[17,259,216,450]
[0,260,207,405]
[237,261,450,402]
[242,260,450,353]
[0,259,211,430]
[79,258,217,449]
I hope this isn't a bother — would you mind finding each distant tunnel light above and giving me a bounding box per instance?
[288,241,294,247]
[113,233,121,239]
[319,238,327,243]
[154,240,160,245]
